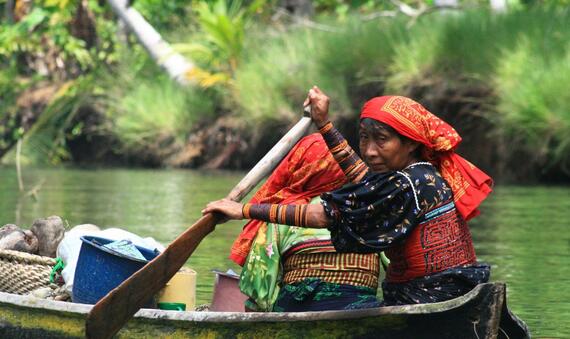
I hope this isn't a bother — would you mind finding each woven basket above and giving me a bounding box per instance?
[0,249,56,295]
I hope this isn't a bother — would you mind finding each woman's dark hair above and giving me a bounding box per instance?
[360,118,424,160]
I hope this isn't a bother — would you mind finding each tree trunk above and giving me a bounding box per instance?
[434,0,458,7]
[490,0,508,12]
[280,0,313,17]
[106,0,195,86]
[70,0,97,49]
[4,0,15,23]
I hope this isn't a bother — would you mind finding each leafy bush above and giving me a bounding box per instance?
[132,0,192,29]
[233,16,408,123]
[0,0,109,75]
[173,0,268,87]
[105,71,215,154]
[494,38,570,172]
[15,75,99,164]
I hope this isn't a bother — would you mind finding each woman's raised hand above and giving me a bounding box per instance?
[303,86,330,128]
[201,199,244,223]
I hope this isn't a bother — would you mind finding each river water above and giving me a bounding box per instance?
[0,167,568,337]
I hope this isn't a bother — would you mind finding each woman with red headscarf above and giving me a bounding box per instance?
[233,133,380,312]
[204,86,493,306]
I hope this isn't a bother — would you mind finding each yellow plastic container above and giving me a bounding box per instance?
[157,268,197,311]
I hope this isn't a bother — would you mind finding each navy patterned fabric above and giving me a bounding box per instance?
[320,163,490,306]
[272,278,378,312]
[321,163,452,252]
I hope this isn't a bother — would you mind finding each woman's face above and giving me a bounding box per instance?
[359,120,418,173]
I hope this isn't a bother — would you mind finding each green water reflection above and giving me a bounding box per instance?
[0,167,568,337]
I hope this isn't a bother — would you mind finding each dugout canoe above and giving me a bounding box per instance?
[0,282,529,338]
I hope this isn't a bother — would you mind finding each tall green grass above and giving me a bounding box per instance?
[4,51,216,165]
[494,39,570,172]
[233,16,411,123]
[104,69,215,157]
[6,75,98,165]
[234,28,330,122]
[232,7,570,176]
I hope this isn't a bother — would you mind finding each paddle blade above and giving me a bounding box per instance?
[86,115,313,338]
[85,214,217,339]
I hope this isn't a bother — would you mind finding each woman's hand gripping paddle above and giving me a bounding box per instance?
[85,110,313,339]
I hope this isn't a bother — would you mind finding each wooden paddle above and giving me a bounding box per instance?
[85,110,313,339]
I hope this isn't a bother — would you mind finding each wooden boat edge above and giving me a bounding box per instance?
[0,282,503,323]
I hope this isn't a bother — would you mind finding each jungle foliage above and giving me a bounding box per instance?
[1,0,569,181]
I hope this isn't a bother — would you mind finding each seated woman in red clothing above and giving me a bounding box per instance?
[203,86,493,306]
[232,133,380,312]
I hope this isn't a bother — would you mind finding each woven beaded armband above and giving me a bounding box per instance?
[318,122,368,182]
[245,203,308,227]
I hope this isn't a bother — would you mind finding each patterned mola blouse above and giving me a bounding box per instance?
[321,163,451,253]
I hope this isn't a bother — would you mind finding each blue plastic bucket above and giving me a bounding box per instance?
[72,235,159,306]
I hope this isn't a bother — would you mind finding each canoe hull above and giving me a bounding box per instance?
[0,283,528,338]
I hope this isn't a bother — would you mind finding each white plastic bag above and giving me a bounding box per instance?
[56,225,165,295]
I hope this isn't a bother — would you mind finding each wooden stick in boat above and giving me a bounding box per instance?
[86,110,313,339]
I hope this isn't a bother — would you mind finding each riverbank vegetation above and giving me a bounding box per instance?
[1,0,569,182]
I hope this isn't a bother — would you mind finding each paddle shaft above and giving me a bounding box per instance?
[86,115,313,339]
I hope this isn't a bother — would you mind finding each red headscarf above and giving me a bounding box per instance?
[229,133,348,266]
[360,96,493,221]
